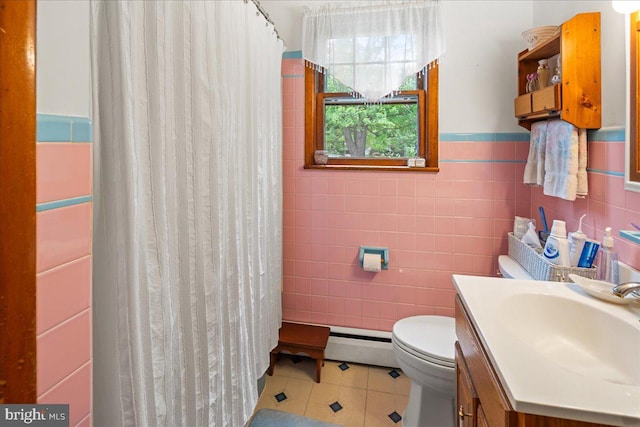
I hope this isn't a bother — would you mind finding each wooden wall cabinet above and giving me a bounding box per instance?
[455,295,616,427]
[514,13,601,130]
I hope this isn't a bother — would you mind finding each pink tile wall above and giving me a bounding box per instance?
[531,137,640,270]
[281,58,531,331]
[37,203,92,273]
[37,143,92,204]
[37,256,91,334]
[36,135,92,427]
[39,362,91,426]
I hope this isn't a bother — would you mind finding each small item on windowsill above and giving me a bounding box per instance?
[407,158,416,167]
[314,150,329,165]
[415,158,426,167]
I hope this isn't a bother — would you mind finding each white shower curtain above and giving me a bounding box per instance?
[90,1,283,426]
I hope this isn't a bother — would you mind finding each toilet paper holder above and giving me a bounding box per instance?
[358,246,389,270]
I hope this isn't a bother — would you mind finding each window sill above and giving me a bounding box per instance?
[303,164,439,172]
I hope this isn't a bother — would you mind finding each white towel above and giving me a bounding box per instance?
[576,128,588,197]
[523,121,547,186]
[543,119,579,201]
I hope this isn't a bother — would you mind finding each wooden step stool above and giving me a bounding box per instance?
[268,322,330,383]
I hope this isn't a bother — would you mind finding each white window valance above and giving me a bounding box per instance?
[302,0,446,101]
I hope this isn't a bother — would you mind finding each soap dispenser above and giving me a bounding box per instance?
[568,214,587,267]
[596,227,619,284]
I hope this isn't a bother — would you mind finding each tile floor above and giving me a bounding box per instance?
[253,355,411,427]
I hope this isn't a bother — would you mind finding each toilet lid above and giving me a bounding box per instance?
[393,316,455,367]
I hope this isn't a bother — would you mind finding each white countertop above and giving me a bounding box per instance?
[453,274,640,426]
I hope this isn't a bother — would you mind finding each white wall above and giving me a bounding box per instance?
[438,1,531,132]
[37,0,91,117]
[36,0,624,127]
[261,0,626,131]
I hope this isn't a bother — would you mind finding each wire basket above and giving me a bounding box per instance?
[507,232,597,282]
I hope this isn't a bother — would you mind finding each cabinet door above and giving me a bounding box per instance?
[456,344,477,427]
[514,93,532,118]
[477,404,489,427]
[456,296,517,427]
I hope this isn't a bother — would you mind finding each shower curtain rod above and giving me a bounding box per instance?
[246,0,282,41]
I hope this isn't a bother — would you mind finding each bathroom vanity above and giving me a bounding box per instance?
[454,275,640,427]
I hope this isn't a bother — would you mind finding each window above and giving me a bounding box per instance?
[301,1,444,170]
[304,64,439,171]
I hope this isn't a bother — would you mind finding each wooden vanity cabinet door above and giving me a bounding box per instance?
[455,296,517,427]
[456,344,478,427]
[477,404,490,427]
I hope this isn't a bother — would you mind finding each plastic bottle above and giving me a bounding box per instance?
[596,227,619,284]
[577,239,599,268]
[568,214,587,267]
[542,220,571,267]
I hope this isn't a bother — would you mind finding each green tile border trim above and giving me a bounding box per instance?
[438,128,624,142]
[620,230,640,245]
[37,114,71,142]
[37,196,92,212]
[71,117,92,142]
[586,167,625,177]
[283,50,303,59]
[588,128,624,142]
[439,132,529,142]
[440,159,526,164]
[37,114,92,143]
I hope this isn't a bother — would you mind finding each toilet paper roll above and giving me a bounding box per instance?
[363,253,382,272]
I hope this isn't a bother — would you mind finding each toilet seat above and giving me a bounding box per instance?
[392,316,455,369]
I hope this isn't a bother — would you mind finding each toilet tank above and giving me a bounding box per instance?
[498,255,533,279]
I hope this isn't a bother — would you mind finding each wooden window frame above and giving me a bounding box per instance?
[630,10,640,183]
[304,64,439,172]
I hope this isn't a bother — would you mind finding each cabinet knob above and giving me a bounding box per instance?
[458,405,473,418]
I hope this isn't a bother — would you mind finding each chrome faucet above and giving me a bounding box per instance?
[612,282,640,298]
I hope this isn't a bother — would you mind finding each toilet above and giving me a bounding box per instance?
[392,315,456,427]
[497,254,533,279]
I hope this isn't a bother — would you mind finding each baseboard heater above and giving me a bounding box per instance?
[324,326,399,369]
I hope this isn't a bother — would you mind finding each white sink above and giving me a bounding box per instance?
[499,293,640,387]
[454,274,640,426]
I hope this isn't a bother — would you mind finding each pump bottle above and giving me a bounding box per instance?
[568,214,587,267]
[597,227,619,284]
